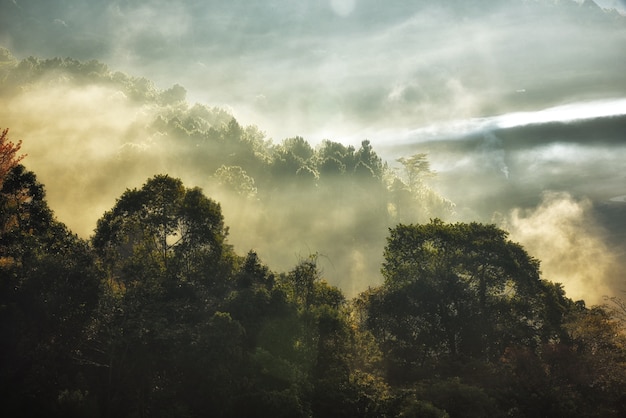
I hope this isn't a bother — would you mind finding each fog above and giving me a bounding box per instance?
[1,0,625,303]
[3,1,625,139]
[505,192,621,303]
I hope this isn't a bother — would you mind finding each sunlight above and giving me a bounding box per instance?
[495,98,626,129]
[387,97,626,146]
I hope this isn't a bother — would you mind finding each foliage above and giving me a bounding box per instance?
[0,128,25,190]
[374,220,553,371]
[390,154,455,223]
[0,165,101,415]
[0,50,463,295]
[92,175,233,290]
[1,127,625,416]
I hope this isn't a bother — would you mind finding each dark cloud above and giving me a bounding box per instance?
[385,114,626,205]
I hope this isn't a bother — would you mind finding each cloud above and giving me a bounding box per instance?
[504,192,623,305]
[104,1,192,65]
[495,99,626,129]
[1,1,626,303]
[3,1,625,143]
[330,0,356,17]
[594,0,626,13]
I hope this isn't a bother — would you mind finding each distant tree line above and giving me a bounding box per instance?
[1,128,625,417]
[0,48,457,291]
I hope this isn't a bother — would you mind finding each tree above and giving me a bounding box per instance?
[93,174,232,289]
[89,175,237,416]
[317,140,354,165]
[159,83,186,105]
[562,307,626,405]
[354,140,383,179]
[371,220,561,381]
[282,136,315,163]
[0,128,25,190]
[416,378,499,418]
[270,138,319,186]
[396,153,434,192]
[389,154,454,223]
[214,165,258,198]
[0,165,100,415]
[498,305,626,417]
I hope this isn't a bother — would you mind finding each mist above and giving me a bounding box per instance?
[2,0,625,140]
[505,192,622,304]
[1,0,626,303]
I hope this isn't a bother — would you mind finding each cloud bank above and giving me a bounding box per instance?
[1,0,625,303]
[2,0,625,142]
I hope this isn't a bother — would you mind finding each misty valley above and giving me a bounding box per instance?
[1,51,626,416]
[2,0,626,416]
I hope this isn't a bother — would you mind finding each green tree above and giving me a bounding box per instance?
[278,257,389,417]
[270,138,319,186]
[0,165,100,415]
[316,140,355,168]
[371,220,562,381]
[282,136,315,163]
[499,305,626,417]
[89,175,237,416]
[93,174,232,290]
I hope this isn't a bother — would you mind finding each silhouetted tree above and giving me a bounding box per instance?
[371,220,565,381]
[0,165,100,416]
[89,175,237,416]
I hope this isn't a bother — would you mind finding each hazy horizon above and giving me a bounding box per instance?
[1,0,625,304]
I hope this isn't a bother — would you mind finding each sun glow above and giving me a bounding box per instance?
[495,98,626,129]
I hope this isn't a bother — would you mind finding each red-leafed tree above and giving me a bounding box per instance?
[0,128,27,257]
[0,128,25,189]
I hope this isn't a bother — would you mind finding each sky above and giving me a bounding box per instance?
[1,0,626,303]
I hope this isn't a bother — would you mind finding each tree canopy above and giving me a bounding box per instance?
[369,220,572,377]
[1,129,625,416]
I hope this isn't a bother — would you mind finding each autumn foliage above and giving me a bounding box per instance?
[0,128,25,189]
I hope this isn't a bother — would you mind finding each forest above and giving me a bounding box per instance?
[1,120,626,417]
[1,28,626,416]
[0,47,462,295]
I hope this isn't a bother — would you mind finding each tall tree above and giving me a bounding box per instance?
[371,220,563,381]
[92,174,232,289]
[389,153,454,223]
[0,165,100,415]
[89,175,236,416]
